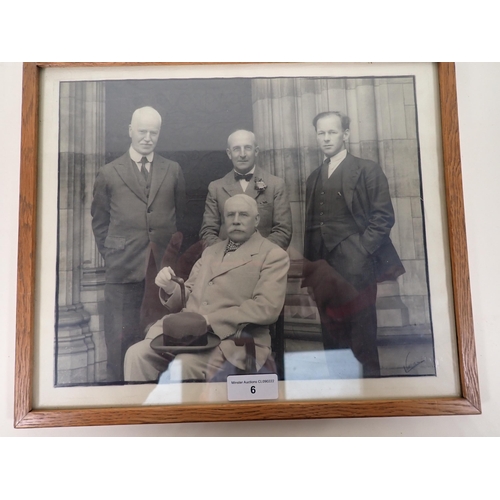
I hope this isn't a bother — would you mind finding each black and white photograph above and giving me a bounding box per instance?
[33,63,460,409]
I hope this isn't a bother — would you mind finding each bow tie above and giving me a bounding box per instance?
[234,172,253,182]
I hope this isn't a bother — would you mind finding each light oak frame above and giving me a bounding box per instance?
[14,62,480,428]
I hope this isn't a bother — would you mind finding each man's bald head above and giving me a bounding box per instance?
[226,130,259,174]
[226,129,257,149]
[224,194,260,244]
[129,106,162,156]
[131,106,162,127]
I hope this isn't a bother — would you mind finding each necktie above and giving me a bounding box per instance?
[323,157,332,178]
[224,240,241,256]
[140,157,149,182]
[234,172,253,182]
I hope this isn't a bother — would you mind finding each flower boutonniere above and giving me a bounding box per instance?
[254,177,267,194]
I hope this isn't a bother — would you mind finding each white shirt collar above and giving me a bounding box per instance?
[324,148,347,165]
[325,149,347,177]
[234,166,256,176]
[129,146,154,163]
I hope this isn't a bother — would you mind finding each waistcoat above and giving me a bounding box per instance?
[130,158,153,199]
[311,162,359,252]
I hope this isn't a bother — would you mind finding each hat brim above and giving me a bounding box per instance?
[150,332,221,355]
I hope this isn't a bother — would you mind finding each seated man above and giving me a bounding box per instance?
[124,194,290,382]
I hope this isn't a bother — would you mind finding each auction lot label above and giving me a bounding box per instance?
[227,374,278,401]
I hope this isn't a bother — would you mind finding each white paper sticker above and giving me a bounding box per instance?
[227,374,278,401]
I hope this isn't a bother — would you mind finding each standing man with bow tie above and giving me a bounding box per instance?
[199,129,292,250]
[303,111,405,378]
[91,106,185,382]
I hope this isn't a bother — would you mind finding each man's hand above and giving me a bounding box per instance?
[155,266,178,294]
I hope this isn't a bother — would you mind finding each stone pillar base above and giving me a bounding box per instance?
[376,281,410,328]
[81,267,107,382]
[56,304,95,385]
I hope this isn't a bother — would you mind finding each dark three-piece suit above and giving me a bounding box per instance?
[304,152,405,377]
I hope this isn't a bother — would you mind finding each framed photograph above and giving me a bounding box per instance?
[14,62,480,428]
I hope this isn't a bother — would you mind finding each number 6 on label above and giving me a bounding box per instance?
[227,374,278,401]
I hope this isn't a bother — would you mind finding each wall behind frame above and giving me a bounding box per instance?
[1,62,499,436]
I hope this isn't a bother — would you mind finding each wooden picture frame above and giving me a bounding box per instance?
[14,62,480,428]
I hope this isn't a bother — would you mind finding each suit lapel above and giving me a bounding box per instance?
[209,232,263,280]
[221,171,244,197]
[306,166,322,216]
[340,153,362,212]
[247,167,265,200]
[113,153,148,204]
[148,155,169,207]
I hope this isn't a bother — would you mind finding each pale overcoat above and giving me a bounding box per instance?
[164,231,290,370]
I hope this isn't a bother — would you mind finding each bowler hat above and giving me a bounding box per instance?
[150,311,220,355]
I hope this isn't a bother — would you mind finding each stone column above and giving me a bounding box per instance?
[79,82,107,382]
[371,77,430,335]
[252,78,333,335]
[252,78,328,255]
[57,81,105,384]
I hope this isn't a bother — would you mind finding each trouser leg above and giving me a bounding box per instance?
[126,328,272,383]
[163,347,229,382]
[321,235,380,378]
[124,321,173,382]
[104,281,145,383]
[348,283,379,377]
[319,316,349,353]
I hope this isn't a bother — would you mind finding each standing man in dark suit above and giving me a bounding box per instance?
[91,106,185,382]
[303,111,405,378]
[200,129,292,250]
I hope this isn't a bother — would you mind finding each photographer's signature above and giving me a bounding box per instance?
[404,352,425,373]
